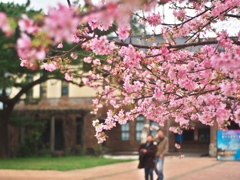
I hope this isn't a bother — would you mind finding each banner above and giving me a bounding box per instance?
[217,130,240,161]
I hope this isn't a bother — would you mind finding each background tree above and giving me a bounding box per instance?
[0,1,78,158]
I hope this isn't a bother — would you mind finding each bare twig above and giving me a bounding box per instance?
[225,14,240,18]
[67,0,71,7]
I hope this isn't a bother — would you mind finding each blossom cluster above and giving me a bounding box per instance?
[0,12,13,36]
[44,5,80,44]
[147,12,162,26]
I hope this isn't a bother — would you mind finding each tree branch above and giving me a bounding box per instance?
[0,95,9,104]
[225,14,240,18]
[115,39,240,52]
[10,73,61,104]
[67,0,71,7]
[45,38,91,60]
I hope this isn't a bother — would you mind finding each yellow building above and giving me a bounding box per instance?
[13,78,97,155]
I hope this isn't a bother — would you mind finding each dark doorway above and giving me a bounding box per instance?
[41,119,64,151]
[41,120,50,149]
[183,129,194,141]
[228,121,240,130]
[76,117,84,145]
[55,120,64,151]
[198,128,210,142]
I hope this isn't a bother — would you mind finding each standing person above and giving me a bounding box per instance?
[138,134,157,180]
[154,129,169,180]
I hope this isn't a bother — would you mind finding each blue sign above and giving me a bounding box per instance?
[217,130,240,161]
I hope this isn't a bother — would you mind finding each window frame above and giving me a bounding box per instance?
[61,81,69,96]
[135,115,145,141]
[121,122,130,141]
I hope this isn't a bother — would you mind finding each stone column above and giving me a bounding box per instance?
[209,122,219,157]
[166,118,170,139]
[50,116,55,152]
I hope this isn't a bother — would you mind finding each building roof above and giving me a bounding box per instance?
[214,18,240,37]
[14,97,94,113]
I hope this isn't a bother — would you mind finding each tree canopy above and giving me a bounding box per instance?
[0,1,64,158]
[0,0,239,144]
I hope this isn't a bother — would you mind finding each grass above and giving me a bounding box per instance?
[0,156,135,171]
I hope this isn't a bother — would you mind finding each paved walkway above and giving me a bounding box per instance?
[0,156,239,180]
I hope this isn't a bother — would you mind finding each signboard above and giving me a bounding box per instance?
[217,130,240,161]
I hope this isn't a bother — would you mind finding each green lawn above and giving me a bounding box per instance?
[0,156,135,171]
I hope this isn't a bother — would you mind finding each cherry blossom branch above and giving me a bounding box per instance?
[45,39,92,60]
[1,0,239,144]
[115,39,240,51]
[10,74,58,104]
[186,7,234,42]
[176,7,212,27]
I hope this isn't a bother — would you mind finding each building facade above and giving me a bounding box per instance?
[10,35,239,157]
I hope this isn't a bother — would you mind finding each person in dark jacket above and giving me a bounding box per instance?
[138,134,157,180]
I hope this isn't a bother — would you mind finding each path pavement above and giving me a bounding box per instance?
[0,156,240,180]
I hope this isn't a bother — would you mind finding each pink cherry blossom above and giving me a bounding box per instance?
[0,12,12,36]
[93,59,101,65]
[117,26,131,40]
[146,12,162,26]
[87,36,116,55]
[84,57,92,63]
[92,119,100,127]
[73,35,80,43]
[44,4,80,44]
[234,107,240,124]
[43,62,57,72]
[57,43,63,48]
[173,9,186,20]
[64,73,72,81]
[216,108,231,125]
[220,82,239,96]
[70,52,78,60]
[18,14,39,34]
[175,143,181,149]
[210,52,240,72]
[17,33,46,62]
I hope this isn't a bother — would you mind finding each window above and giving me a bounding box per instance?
[76,117,83,145]
[121,122,130,141]
[40,82,47,98]
[150,121,159,138]
[26,89,33,99]
[26,74,33,100]
[61,81,69,96]
[135,115,145,141]
[198,129,210,142]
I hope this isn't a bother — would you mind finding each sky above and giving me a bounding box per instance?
[1,0,239,36]
[2,0,68,13]
[1,0,176,34]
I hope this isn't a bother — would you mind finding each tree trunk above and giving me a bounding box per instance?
[0,116,8,159]
[0,104,14,159]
